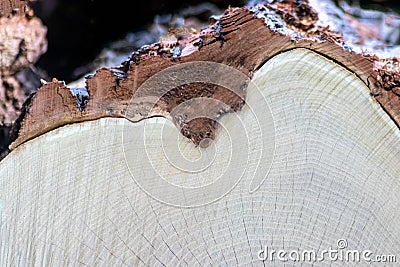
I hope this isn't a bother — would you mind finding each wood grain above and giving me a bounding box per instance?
[1,49,399,265]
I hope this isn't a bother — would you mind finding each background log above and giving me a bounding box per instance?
[0,0,47,159]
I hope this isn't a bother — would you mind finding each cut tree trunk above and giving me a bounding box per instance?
[1,1,400,266]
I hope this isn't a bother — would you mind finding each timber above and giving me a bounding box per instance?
[1,0,400,265]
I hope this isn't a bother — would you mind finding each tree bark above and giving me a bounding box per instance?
[1,1,400,265]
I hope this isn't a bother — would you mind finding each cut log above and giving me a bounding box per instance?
[1,1,400,265]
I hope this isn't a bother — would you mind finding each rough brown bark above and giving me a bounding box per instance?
[0,0,29,17]
[8,1,400,151]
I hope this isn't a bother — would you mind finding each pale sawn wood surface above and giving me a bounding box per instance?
[1,49,399,266]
